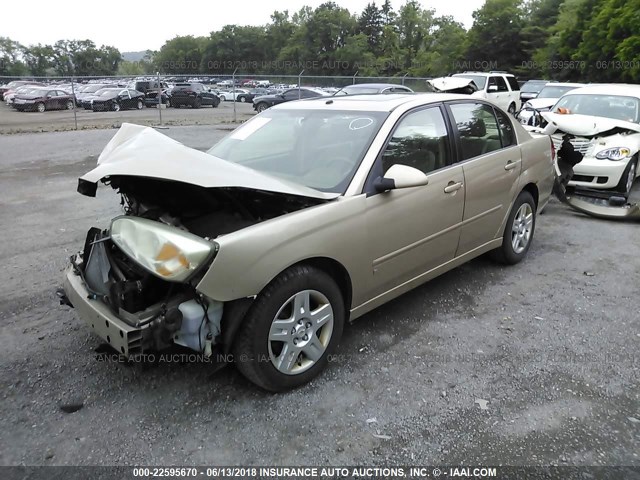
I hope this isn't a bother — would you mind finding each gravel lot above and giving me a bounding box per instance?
[0,101,255,134]
[0,125,638,467]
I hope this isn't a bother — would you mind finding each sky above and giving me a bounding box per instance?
[1,0,484,52]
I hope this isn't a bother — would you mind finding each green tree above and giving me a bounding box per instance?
[357,2,384,55]
[154,35,206,74]
[465,0,527,73]
[411,16,466,77]
[0,37,28,76]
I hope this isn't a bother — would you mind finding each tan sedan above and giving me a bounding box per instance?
[63,93,555,391]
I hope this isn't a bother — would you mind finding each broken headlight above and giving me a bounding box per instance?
[110,217,217,282]
[595,147,631,161]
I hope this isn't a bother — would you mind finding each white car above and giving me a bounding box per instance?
[452,72,521,114]
[517,83,585,126]
[537,84,640,196]
[218,89,250,102]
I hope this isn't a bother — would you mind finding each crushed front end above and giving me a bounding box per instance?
[63,218,222,358]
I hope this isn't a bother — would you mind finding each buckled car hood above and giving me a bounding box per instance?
[540,112,640,136]
[78,123,339,200]
[426,77,478,94]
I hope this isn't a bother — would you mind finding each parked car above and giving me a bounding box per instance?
[252,87,328,112]
[63,93,554,391]
[144,88,173,108]
[533,84,640,197]
[235,88,270,103]
[451,71,521,114]
[218,89,251,102]
[2,81,46,101]
[13,87,75,112]
[517,82,585,126]
[519,79,549,103]
[5,85,46,105]
[75,83,118,106]
[334,83,414,95]
[171,83,220,108]
[90,88,145,112]
[131,80,167,94]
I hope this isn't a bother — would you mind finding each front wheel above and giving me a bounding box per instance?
[256,102,268,113]
[136,99,143,110]
[66,100,74,110]
[490,190,536,265]
[239,96,247,103]
[507,103,517,115]
[616,157,637,196]
[233,265,345,392]
[36,102,45,113]
[111,102,120,112]
[193,98,202,109]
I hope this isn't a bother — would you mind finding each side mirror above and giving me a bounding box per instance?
[374,164,429,193]
[487,85,498,92]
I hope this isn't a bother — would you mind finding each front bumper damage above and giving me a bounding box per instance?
[63,227,224,358]
[554,135,640,221]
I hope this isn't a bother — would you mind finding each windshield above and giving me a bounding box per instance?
[553,94,640,123]
[341,86,381,95]
[453,75,487,89]
[521,81,546,93]
[96,89,119,96]
[207,109,387,193]
[537,85,579,99]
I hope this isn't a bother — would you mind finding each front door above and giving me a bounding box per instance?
[364,105,465,299]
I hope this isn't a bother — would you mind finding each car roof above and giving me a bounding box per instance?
[454,71,515,77]
[344,83,412,89]
[273,93,476,112]
[563,84,640,97]
[544,82,585,88]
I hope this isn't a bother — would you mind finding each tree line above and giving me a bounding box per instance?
[1,0,638,82]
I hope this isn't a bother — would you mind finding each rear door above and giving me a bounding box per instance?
[44,90,58,109]
[486,76,510,110]
[445,101,521,255]
[363,105,465,299]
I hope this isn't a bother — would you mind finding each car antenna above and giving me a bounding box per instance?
[332,87,344,97]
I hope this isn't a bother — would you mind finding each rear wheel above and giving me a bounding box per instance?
[66,100,74,110]
[507,103,517,115]
[616,157,637,196]
[233,265,344,392]
[36,102,45,113]
[193,98,202,109]
[112,102,120,112]
[256,102,268,113]
[239,96,247,103]
[490,190,536,265]
[136,99,143,110]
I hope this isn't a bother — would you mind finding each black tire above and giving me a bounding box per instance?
[136,99,143,110]
[166,98,171,108]
[239,96,247,103]
[192,97,202,109]
[66,100,74,110]
[36,102,45,113]
[232,265,345,392]
[256,102,268,113]
[111,102,120,112]
[212,97,220,108]
[507,103,517,115]
[615,156,637,196]
[490,190,536,265]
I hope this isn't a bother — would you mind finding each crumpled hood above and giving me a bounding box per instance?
[524,98,558,110]
[78,123,339,200]
[541,112,640,136]
[427,76,478,93]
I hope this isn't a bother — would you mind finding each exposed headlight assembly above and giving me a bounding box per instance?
[110,217,217,282]
[595,147,632,161]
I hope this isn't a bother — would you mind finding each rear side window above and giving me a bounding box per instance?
[381,106,451,175]
[449,102,503,160]
[489,76,508,92]
[495,109,516,147]
[506,76,520,91]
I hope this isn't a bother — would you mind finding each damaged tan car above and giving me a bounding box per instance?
[62,94,555,391]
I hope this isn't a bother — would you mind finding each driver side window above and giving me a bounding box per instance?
[381,107,451,175]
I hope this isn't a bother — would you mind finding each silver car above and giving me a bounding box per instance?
[63,93,555,391]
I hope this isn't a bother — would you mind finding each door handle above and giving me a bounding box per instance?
[504,160,520,171]
[444,181,463,193]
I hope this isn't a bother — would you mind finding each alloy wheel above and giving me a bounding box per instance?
[511,203,533,254]
[625,162,636,194]
[268,289,334,375]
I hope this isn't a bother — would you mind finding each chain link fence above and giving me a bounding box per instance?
[0,73,433,134]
